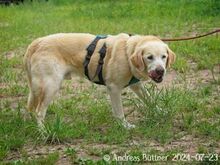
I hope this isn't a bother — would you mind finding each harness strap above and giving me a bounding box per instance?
[92,43,107,85]
[83,36,103,80]
[127,76,140,87]
[83,34,140,87]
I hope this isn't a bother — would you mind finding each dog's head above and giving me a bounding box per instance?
[130,36,175,83]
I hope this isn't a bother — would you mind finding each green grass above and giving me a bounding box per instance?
[8,152,59,165]
[0,0,220,164]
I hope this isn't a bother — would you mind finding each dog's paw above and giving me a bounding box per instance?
[122,119,136,129]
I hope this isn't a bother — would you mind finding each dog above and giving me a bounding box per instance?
[24,33,175,129]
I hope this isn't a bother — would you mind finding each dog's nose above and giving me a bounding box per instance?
[155,67,164,75]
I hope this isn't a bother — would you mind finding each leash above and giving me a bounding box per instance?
[161,29,220,41]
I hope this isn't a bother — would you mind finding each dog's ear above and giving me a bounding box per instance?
[130,49,145,71]
[166,46,176,68]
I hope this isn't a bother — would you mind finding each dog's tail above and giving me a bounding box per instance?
[24,38,42,88]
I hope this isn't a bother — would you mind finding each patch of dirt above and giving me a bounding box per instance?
[157,64,220,89]
[5,51,16,59]
[0,94,25,99]
[0,83,9,89]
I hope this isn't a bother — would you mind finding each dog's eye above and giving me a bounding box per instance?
[147,55,153,60]
[162,55,166,59]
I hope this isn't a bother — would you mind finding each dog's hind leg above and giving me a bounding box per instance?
[29,60,65,128]
[35,80,61,128]
[24,60,37,119]
[24,90,38,120]
[27,91,37,112]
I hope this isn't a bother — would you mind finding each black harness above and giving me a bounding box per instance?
[83,35,140,87]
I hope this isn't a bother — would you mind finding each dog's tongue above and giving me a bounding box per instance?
[148,71,158,79]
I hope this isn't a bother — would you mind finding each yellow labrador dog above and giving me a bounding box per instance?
[24,33,175,129]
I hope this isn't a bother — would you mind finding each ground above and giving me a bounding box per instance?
[0,1,220,164]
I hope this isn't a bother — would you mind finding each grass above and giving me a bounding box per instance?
[0,0,220,164]
[10,152,59,165]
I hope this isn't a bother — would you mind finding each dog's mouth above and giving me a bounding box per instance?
[152,76,163,83]
[148,71,164,83]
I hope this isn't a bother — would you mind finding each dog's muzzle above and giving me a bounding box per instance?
[148,67,165,83]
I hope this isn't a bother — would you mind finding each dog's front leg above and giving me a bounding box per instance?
[129,82,149,101]
[107,84,135,129]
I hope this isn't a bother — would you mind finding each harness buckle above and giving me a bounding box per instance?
[98,60,104,65]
